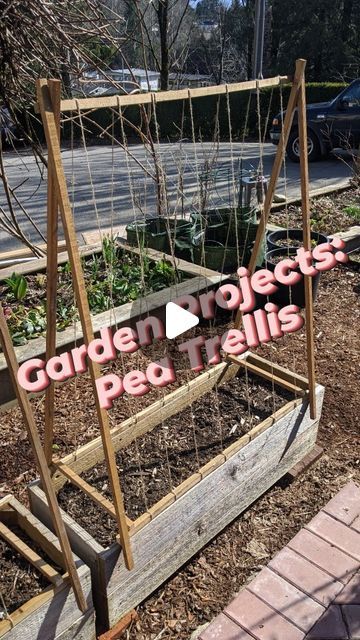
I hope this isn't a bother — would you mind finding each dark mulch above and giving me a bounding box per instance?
[58,374,292,546]
[270,184,360,236]
[0,537,49,615]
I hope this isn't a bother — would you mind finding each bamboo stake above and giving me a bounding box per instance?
[44,79,61,466]
[36,79,133,570]
[297,69,317,419]
[0,305,87,612]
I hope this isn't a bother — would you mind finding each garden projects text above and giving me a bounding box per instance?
[17,238,348,409]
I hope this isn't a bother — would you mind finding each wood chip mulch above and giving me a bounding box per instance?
[0,255,359,639]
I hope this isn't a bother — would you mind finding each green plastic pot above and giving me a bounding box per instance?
[191,207,257,245]
[193,240,239,272]
[126,221,150,247]
[147,218,196,255]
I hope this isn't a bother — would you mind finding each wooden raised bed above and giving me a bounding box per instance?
[28,352,325,632]
[0,241,223,409]
[0,495,95,640]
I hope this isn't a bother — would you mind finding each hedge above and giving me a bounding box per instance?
[28,82,347,144]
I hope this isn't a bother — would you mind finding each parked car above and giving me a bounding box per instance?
[0,106,18,145]
[270,79,360,162]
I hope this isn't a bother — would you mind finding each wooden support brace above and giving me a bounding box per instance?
[55,462,133,528]
[44,78,61,466]
[280,445,323,485]
[0,521,63,587]
[36,79,133,570]
[98,610,138,640]
[232,58,305,334]
[227,355,305,396]
[231,59,316,418]
[0,305,86,612]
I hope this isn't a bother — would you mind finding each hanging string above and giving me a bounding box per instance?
[116,97,152,511]
[0,590,14,629]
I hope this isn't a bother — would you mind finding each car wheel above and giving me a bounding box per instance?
[287,130,321,163]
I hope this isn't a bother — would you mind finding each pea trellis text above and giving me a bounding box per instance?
[17,238,347,409]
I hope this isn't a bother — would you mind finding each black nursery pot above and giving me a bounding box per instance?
[259,247,321,309]
[267,228,328,252]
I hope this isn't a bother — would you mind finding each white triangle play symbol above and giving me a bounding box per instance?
[166,302,199,339]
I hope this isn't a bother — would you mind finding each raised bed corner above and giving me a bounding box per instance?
[0,495,95,640]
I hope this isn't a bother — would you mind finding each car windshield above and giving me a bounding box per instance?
[340,82,360,107]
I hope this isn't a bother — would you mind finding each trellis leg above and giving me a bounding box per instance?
[234,59,306,329]
[297,70,317,420]
[44,79,61,466]
[0,305,87,613]
[232,58,306,332]
[36,79,134,570]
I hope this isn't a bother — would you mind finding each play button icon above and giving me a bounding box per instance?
[165,302,199,339]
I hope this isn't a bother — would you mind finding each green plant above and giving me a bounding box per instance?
[102,235,119,271]
[344,205,360,221]
[2,244,180,348]
[4,273,28,300]
[56,299,77,331]
[7,305,47,345]
[147,259,178,291]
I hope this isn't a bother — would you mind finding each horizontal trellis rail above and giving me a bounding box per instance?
[58,75,291,113]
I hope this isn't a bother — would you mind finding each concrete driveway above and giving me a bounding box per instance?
[0,142,353,254]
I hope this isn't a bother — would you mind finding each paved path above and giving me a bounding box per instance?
[199,481,360,640]
[0,142,353,255]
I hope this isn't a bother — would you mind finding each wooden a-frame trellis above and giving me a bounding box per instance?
[0,59,317,596]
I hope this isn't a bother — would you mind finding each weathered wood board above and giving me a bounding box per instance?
[29,382,324,631]
[0,496,95,640]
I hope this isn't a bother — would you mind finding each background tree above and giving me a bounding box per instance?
[120,0,193,90]
[0,0,126,254]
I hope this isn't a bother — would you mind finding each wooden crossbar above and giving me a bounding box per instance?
[0,521,63,587]
[0,496,66,572]
[55,462,133,528]
[58,75,290,113]
[246,353,309,390]
[227,355,305,396]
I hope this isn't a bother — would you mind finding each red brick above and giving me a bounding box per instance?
[225,588,305,640]
[248,567,324,632]
[306,511,360,561]
[199,614,254,640]
[341,605,360,638]
[98,610,137,640]
[352,516,360,534]
[335,573,360,605]
[288,529,359,584]
[268,547,343,607]
[323,482,360,526]
[305,605,348,639]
